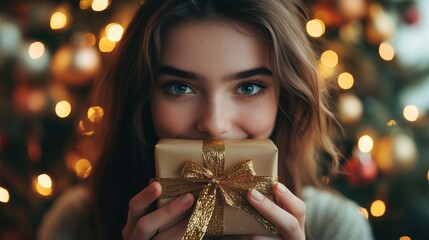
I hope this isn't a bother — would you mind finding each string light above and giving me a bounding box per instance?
[306,19,325,38]
[50,12,67,30]
[106,23,124,42]
[80,33,96,47]
[338,72,354,90]
[379,42,395,61]
[403,105,419,122]
[320,50,339,68]
[78,120,95,136]
[99,36,116,52]
[80,0,92,10]
[0,186,10,203]
[92,0,109,12]
[427,170,429,181]
[75,159,92,178]
[87,106,104,123]
[28,41,45,59]
[386,120,397,127]
[370,199,386,217]
[399,236,411,240]
[27,90,47,112]
[33,174,53,197]
[358,135,374,153]
[55,100,72,118]
[75,47,99,71]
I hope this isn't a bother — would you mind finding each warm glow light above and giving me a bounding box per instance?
[0,187,10,203]
[87,106,104,123]
[318,61,335,79]
[55,100,72,118]
[99,36,116,52]
[80,33,96,47]
[306,19,325,38]
[28,41,45,59]
[370,200,386,217]
[427,170,429,181]
[75,47,99,71]
[92,0,109,11]
[386,120,397,127]
[359,207,369,219]
[34,174,53,197]
[358,135,374,153]
[75,159,92,178]
[80,0,92,9]
[321,50,339,68]
[38,174,52,188]
[106,23,124,42]
[27,90,47,112]
[78,120,95,136]
[403,105,419,122]
[400,236,411,240]
[50,12,67,30]
[338,72,354,89]
[379,42,395,61]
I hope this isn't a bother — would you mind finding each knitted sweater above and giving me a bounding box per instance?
[37,185,374,240]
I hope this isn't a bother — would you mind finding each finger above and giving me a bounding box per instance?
[132,193,194,239]
[274,183,306,228]
[247,189,303,239]
[153,217,189,240]
[122,182,162,239]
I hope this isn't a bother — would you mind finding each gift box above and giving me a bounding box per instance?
[155,139,278,239]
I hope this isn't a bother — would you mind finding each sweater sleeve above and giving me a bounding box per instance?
[303,186,374,240]
[37,185,95,240]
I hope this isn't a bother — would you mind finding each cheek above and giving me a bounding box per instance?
[150,99,195,138]
[239,99,278,138]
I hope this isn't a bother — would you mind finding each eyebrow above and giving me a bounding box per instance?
[158,66,272,81]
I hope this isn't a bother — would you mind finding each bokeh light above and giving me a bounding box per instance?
[92,0,109,11]
[399,236,411,240]
[370,200,386,217]
[50,12,67,30]
[55,100,72,118]
[28,41,45,59]
[320,50,339,68]
[379,42,395,61]
[338,72,354,89]
[106,23,124,42]
[0,187,10,203]
[358,135,374,153]
[99,36,116,52]
[87,106,104,123]
[306,19,325,38]
[403,105,419,122]
[34,174,53,197]
[80,33,96,47]
[75,158,92,178]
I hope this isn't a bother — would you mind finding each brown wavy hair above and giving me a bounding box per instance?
[89,0,339,238]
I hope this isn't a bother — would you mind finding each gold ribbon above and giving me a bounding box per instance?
[158,140,278,240]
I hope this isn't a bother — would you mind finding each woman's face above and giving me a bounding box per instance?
[150,21,278,140]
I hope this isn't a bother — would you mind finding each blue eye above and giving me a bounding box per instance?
[165,82,193,95]
[237,83,264,96]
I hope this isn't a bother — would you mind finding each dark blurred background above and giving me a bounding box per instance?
[0,0,428,239]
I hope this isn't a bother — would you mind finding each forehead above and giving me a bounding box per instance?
[160,21,271,72]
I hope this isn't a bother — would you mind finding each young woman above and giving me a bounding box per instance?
[38,0,373,239]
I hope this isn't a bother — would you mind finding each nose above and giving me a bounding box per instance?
[196,98,231,138]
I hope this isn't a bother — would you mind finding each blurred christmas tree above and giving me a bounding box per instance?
[0,0,428,239]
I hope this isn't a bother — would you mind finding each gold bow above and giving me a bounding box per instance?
[158,140,277,240]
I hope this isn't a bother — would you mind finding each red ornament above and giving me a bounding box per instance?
[344,155,378,187]
[404,4,419,25]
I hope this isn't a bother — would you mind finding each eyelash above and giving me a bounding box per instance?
[235,80,267,98]
[160,79,267,98]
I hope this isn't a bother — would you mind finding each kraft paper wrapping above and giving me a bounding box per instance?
[155,139,278,236]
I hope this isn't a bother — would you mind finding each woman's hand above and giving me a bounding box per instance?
[242,183,306,240]
[122,181,195,240]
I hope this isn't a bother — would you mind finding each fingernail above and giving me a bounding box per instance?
[149,178,155,184]
[179,193,193,205]
[276,183,288,194]
[250,189,264,202]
